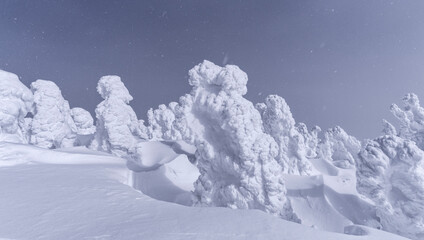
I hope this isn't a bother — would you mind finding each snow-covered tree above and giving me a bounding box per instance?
[29,80,77,148]
[71,107,95,146]
[146,61,297,220]
[357,134,424,239]
[390,93,424,150]
[355,95,424,239]
[147,103,181,141]
[91,75,147,161]
[0,70,33,143]
[256,95,314,175]
[318,126,361,169]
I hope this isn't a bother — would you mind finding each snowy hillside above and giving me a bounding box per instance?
[0,143,407,240]
[0,62,423,239]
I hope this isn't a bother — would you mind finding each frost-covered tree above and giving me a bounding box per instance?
[147,103,181,141]
[0,70,33,143]
[71,107,95,146]
[91,75,147,160]
[355,95,424,239]
[29,80,77,148]
[357,134,424,239]
[256,95,314,175]
[318,126,361,169]
[146,61,297,220]
[296,123,321,159]
[390,93,424,150]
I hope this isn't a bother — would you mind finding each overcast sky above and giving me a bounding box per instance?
[1,0,424,139]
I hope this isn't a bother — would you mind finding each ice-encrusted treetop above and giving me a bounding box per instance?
[97,75,133,103]
[188,60,248,96]
[257,94,295,137]
[390,93,424,149]
[0,70,33,107]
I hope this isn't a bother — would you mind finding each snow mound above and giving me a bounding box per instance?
[0,70,33,144]
[131,154,199,205]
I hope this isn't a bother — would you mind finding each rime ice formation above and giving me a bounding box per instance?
[256,95,314,175]
[0,70,33,143]
[382,119,397,136]
[147,103,181,141]
[71,107,95,146]
[318,126,361,169]
[189,61,297,220]
[91,75,146,162]
[390,93,424,150]
[146,61,298,220]
[29,80,77,149]
[357,134,424,240]
[355,94,424,239]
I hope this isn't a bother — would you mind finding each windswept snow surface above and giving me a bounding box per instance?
[0,143,407,240]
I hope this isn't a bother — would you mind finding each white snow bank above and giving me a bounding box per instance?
[29,80,77,149]
[0,70,33,144]
[0,143,408,240]
[126,140,183,171]
[131,154,199,205]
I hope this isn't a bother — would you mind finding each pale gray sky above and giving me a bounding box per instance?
[1,0,424,139]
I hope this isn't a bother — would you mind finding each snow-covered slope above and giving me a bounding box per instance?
[0,143,407,240]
